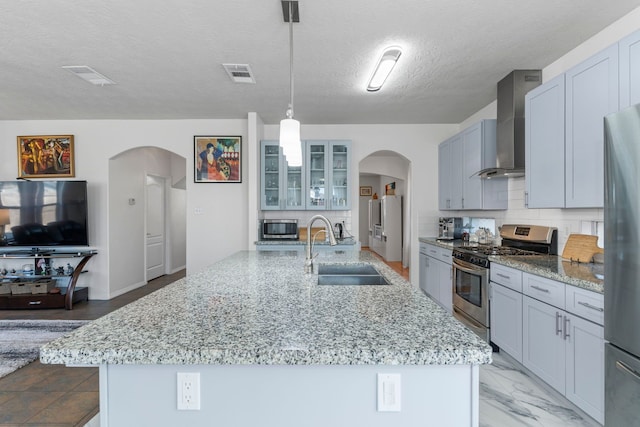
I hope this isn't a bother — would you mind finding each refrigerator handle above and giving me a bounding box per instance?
[616,360,640,382]
[555,312,563,336]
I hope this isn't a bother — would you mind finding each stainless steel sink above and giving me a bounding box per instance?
[317,264,390,285]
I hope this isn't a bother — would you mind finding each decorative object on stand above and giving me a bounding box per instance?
[16,135,74,178]
[278,0,302,167]
[360,186,372,196]
[194,136,242,183]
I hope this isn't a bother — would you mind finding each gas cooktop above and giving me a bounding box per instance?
[454,245,540,257]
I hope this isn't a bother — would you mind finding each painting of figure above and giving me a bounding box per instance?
[17,135,75,178]
[194,136,241,183]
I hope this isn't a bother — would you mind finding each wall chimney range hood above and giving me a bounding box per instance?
[477,70,542,178]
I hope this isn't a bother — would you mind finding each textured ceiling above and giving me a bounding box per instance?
[1,0,639,124]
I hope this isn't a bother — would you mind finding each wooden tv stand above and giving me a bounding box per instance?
[0,249,96,310]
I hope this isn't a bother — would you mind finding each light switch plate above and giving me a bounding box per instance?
[377,373,401,412]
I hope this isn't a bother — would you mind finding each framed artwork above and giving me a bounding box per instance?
[360,186,372,196]
[385,182,396,195]
[17,135,75,178]
[194,136,242,183]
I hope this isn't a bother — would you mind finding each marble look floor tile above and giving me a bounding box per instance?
[480,352,600,427]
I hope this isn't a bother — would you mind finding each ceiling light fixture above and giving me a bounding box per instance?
[366,47,402,92]
[62,66,115,86]
[279,0,302,167]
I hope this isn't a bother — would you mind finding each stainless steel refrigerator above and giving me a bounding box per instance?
[604,103,640,426]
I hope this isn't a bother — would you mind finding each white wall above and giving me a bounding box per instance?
[108,147,187,299]
[0,119,248,299]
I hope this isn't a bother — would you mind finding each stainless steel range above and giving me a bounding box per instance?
[452,224,557,344]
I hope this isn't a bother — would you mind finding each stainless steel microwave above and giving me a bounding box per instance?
[261,219,299,240]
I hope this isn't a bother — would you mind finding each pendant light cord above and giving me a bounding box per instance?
[287,1,295,118]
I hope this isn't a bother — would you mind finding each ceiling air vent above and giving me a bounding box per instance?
[62,66,115,86]
[222,64,256,84]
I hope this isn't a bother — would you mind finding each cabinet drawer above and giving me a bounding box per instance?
[566,286,604,326]
[437,247,452,264]
[490,264,523,292]
[523,273,565,309]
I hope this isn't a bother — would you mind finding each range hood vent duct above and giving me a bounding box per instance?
[477,70,542,178]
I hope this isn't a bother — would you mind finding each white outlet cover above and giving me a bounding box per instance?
[177,372,201,410]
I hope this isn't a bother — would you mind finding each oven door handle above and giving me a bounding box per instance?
[452,258,485,275]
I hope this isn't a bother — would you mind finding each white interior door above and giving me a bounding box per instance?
[146,175,166,281]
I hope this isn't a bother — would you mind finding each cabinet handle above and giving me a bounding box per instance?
[29,301,42,305]
[563,316,570,340]
[578,301,604,312]
[616,361,640,382]
[461,198,465,209]
[531,285,550,293]
[555,312,563,335]
[496,273,511,280]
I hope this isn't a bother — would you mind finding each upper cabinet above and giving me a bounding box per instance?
[438,120,507,211]
[525,74,566,208]
[306,140,352,210]
[261,140,351,211]
[620,29,640,109]
[525,43,619,209]
[565,44,618,208]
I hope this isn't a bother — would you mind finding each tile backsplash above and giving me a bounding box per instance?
[418,177,604,253]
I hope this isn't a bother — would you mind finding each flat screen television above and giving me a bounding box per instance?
[0,180,89,247]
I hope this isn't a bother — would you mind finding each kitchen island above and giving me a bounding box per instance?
[41,250,491,426]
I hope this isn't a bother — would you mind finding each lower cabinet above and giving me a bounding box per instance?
[490,283,523,363]
[521,290,604,424]
[419,243,452,312]
[490,265,604,425]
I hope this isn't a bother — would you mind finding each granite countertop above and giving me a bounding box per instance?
[419,237,603,293]
[489,255,604,294]
[41,251,492,367]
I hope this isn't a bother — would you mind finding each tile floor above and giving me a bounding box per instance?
[0,260,601,426]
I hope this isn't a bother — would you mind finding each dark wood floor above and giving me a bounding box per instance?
[0,270,185,426]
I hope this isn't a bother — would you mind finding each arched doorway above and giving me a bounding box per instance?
[358,150,411,270]
[107,146,187,298]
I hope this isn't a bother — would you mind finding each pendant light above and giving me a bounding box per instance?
[279,0,302,167]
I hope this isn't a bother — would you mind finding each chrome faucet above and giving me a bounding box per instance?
[304,214,338,274]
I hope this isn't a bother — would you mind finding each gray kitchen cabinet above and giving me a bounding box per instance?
[438,134,463,210]
[564,44,618,208]
[490,264,524,364]
[419,242,452,312]
[564,312,604,424]
[438,139,452,210]
[260,140,306,210]
[525,74,566,208]
[521,272,604,424]
[438,120,506,211]
[306,140,352,211]
[261,140,350,211]
[619,28,640,108]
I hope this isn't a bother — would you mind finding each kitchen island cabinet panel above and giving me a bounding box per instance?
[42,250,491,427]
[525,74,566,208]
[619,28,640,108]
[565,44,618,208]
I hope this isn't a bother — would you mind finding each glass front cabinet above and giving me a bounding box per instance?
[260,140,305,210]
[260,140,351,211]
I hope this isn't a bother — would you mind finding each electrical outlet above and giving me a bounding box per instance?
[177,372,200,410]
